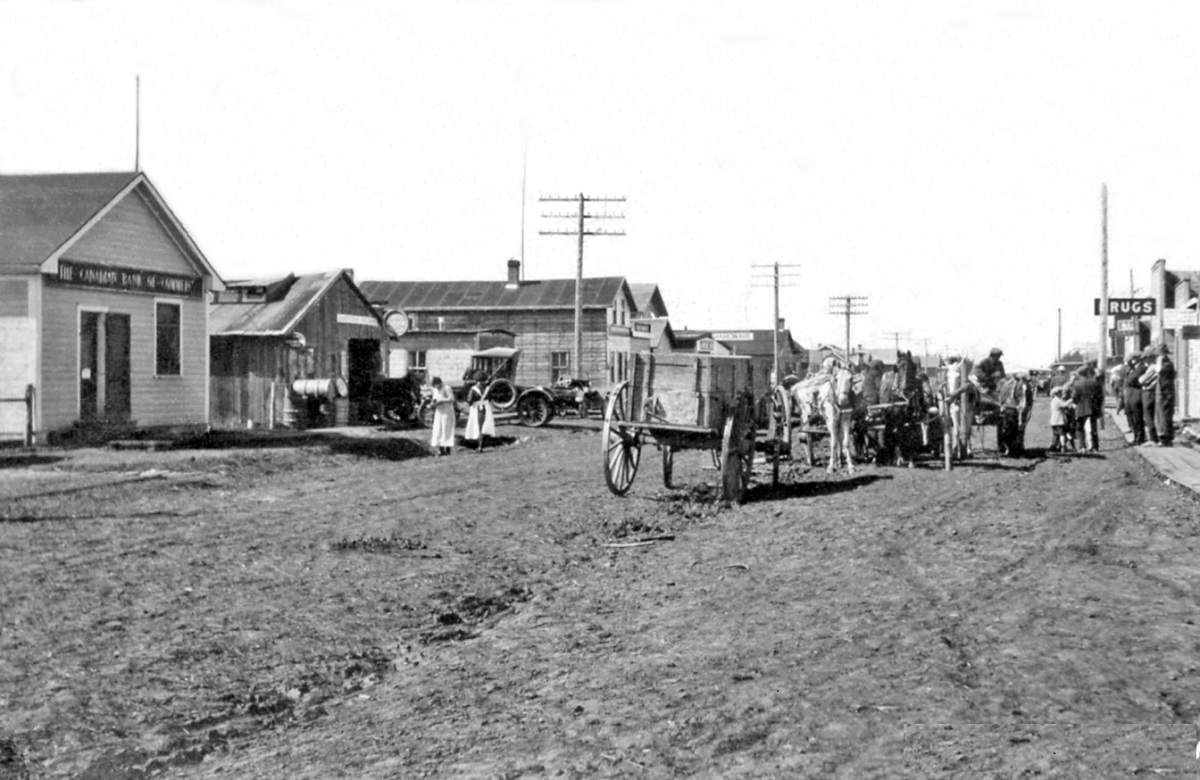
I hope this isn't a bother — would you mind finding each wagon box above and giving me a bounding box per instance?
[630,353,751,429]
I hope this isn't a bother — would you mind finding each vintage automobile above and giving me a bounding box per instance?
[418,347,521,427]
[515,376,605,427]
[364,374,423,427]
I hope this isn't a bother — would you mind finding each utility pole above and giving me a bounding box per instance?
[540,193,625,378]
[1057,308,1062,362]
[829,294,868,366]
[751,262,800,383]
[880,330,910,355]
[1100,184,1109,428]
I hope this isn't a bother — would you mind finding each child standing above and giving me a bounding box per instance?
[1048,386,1074,453]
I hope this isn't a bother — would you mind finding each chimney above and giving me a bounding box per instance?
[505,259,521,289]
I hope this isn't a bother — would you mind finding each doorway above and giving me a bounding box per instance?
[79,311,131,421]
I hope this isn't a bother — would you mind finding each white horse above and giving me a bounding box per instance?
[943,357,977,461]
[790,358,857,474]
[824,365,858,474]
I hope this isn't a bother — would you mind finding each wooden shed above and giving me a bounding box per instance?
[209,270,388,429]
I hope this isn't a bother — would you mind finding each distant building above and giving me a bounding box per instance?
[361,260,639,390]
[209,270,388,429]
[0,171,223,443]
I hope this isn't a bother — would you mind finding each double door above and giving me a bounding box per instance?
[79,312,131,421]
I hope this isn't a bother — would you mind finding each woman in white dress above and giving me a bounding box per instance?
[429,377,456,455]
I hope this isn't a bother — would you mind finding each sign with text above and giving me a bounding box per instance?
[1093,297,1155,317]
[53,260,203,298]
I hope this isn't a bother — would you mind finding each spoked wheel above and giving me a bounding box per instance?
[720,393,757,503]
[602,381,641,496]
[661,445,674,488]
[768,385,792,488]
[517,393,553,427]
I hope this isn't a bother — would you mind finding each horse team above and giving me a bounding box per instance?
[784,351,1034,473]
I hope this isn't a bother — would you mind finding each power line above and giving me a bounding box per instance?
[829,294,868,365]
[539,193,626,378]
[751,263,801,383]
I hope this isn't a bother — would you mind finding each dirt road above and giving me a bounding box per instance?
[3,401,1200,778]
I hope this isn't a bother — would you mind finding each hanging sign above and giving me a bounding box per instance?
[1093,297,1155,317]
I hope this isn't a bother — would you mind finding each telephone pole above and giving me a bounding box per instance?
[751,262,800,383]
[540,193,625,377]
[829,294,868,366]
[1100,184,1109,429]
[880,330,911,355]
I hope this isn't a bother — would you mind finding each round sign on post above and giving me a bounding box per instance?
[384,310,409,337]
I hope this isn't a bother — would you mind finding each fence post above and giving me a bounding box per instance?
[24,384,34,447]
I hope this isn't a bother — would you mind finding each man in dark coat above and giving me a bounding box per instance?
[972,347,1006,410]
[1122,353,1147,445]
[1157,344,1176,447]
[1071,363,1103,453]
[1140,346,1161,445]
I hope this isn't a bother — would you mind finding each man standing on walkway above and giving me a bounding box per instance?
[1072,363,1103,453]
[1122,353,1147,445]
[1140,346,1161,446]
[1156,343,1176,447]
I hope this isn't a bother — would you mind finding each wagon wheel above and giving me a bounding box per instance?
[661,445,674,488]
[720,394,757,503]
[602,381,641,496]
[768,385,792,488]
[484,378,517,411]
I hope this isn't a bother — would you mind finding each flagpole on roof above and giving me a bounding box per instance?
[134,75,141,172]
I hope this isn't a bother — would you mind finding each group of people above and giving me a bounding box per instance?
[427,373,498,456]
[1117,343,1177,447]
[1047,362,1105,453]
[1046,343,1176,454]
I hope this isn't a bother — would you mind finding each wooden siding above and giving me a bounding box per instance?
[40,285,209,433]
[66,190,199,276]
[401,309,616,390]
[209,276,388,429]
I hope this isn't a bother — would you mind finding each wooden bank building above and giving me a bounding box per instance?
[0,172,222,444]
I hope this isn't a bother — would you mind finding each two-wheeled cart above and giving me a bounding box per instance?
[602,353,758,503]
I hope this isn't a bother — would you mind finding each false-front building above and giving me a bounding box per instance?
[0,172,222,443]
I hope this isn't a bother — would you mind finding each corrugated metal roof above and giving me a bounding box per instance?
[0,172,138,271]
[359,277,629,311]
[210,270,349,336]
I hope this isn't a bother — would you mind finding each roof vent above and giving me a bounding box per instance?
[505,258,521,289]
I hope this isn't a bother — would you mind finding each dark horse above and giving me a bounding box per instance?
[876,351,942,467]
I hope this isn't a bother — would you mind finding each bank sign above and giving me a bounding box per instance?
[53,260,204,298]
[1093,297,1156,317]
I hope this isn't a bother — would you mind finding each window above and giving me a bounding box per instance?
[155,302,181,376]
[408,350,427,380]
[551,351,571,383]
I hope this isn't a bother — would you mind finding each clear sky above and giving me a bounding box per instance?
[5,0,1200,370]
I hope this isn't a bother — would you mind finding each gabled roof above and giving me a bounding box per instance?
[359,277,630,311]
[629,283,669,318]
[0,171,221,286]
[630,317,674,350]
[210,270,383,336]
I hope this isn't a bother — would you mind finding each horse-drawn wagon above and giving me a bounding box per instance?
[602,353,759,503]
